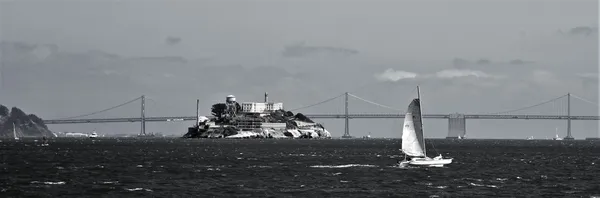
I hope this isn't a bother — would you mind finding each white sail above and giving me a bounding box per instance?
[13,123,19,140]
[401,99,425,157]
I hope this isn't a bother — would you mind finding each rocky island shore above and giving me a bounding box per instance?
[183,93,332,139]
[0,105,54,138]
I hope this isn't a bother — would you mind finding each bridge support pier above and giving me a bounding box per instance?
[141,95,146,136]
[564,93,575,140]
[342,92,352,138]
[446,113,466,139]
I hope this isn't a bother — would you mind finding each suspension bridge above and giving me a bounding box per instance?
[44,92,599,139]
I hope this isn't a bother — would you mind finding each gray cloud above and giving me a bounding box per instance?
[452,57,535,69]
[129,56,188,64]
[0,41,299,105]
[475,59,491,65]
[559,26,599,37]
[374,68,504,83]
[508,59,535,65]
[165,36,181,45]
[282,43,359,58]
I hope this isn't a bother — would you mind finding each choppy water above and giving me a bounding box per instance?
[1,138,600,197]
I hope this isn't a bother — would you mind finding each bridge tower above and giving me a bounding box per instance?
[446,113,466,139]
[564,93,574,140]
[141,95,146,136]
[342,92,352,138]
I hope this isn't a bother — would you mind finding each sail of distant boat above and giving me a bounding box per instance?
[553,128,563,140]
[13,123,19,140]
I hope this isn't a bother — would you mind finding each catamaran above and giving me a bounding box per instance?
[398,86,453,168]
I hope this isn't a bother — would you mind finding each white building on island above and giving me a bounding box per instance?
[240,92,284,115]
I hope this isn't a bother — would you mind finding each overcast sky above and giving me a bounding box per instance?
[1,0,598,139]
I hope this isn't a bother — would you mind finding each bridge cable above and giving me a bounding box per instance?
[145,96,193,118]
[55,96,143,120]
[563,95,568,115]
[144,97,160,117]
[347,93,403,111]
[288,93,347,112]
[145,96,182,110]
[481,94,568,115]
[570,94,599,107]
[552,98,556,117]
[561,98,565,116]
[144,97,166,117]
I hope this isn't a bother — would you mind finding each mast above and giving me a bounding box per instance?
[196,99,200,127]
[417,86,426,157]
[141,95,146,136]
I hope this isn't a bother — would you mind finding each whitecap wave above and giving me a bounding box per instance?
[125,188,153,192]
[31,181,65,185]
[310,164,376,168]
[247,165,272,168]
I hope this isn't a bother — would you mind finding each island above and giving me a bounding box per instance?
[0,105,54,138]
[183,93,332,139]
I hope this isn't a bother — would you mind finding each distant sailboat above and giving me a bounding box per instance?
[40,136,49,146]
[89,130,98,138]
[398,86,452,168]
[13,123,19,140]
[553,128,563,140]
[526,136,534,140]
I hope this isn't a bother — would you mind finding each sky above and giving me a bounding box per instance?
[0,0,598,139]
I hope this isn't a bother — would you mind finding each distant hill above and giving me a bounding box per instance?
[0,105,53,138]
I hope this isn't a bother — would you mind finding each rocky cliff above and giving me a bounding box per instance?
[0,105,54,138]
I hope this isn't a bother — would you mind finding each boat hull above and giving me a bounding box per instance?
[410,158,452,167]
[399,157,453,167]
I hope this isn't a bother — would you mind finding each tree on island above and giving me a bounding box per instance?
[294,113,314,123]
[211,103,227,118]
[28,114,47,129]
[9,107,28,123]
[0,105,9,117]
[211,102,242,119]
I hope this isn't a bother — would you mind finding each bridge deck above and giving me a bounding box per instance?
[44,114,600,124]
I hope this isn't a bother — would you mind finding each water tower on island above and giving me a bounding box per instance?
[225,95,238,117]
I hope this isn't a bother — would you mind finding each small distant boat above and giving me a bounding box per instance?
[553,134,563,140]
[13,123,19,141]
[363,132,371,139]
[137,133,156,137]
[89,131,98,138]
[526,136,534,140]
[40,136,49,146]
[398,86,453,168]
[553,128,562,140]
